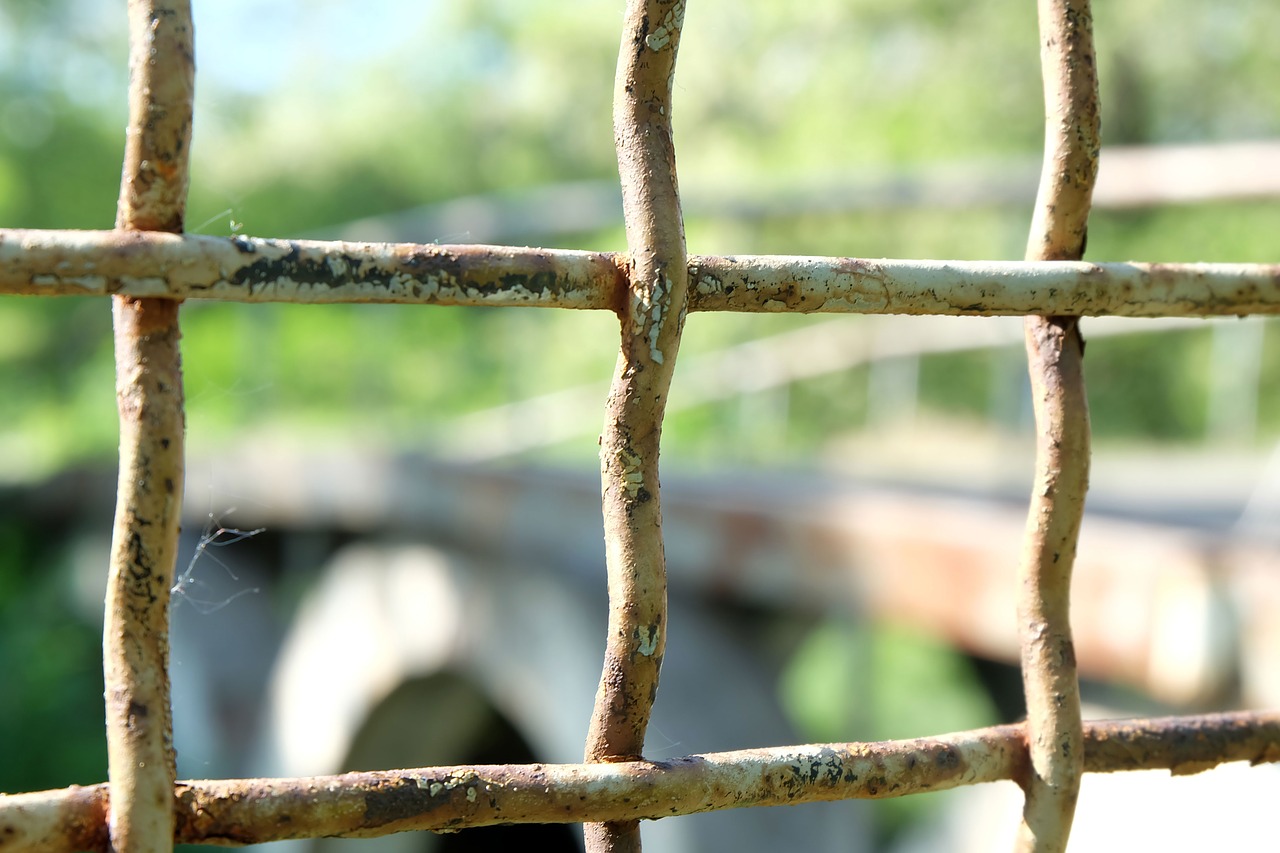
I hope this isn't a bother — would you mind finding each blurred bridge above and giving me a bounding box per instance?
[24,436,1269,851]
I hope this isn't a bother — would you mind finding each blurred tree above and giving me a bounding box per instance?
[2,0,1279,476]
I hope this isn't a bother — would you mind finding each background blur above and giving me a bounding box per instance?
[3,1,1280,850]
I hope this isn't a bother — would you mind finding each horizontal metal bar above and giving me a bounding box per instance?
[3,229,1279,316]
[0,229,626,310]
[687,255,1280,316]
[1,712,1275,850]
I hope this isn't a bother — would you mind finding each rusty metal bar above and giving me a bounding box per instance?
[102,3,195,852]
[1016,0,1101,850]
[584,2,689,850]
[2,3,1277,853]
[0,229,625,309]
[2,713,1276,851]
[6,229,1280,316]
[685,255,1280,316]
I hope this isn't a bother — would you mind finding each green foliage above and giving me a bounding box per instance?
[0,518,106,792]
[4,2,1280,475]
[0,298,116,478]
[1095,2,1280,143]
[1090,202,1280,264]
[783,617,996,745]
[1085,328,1214,441]
[780,617,998,842]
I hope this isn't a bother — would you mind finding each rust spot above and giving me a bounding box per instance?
[608,253,633,317]
[1059,639,1077,668]
[115,296,181,336]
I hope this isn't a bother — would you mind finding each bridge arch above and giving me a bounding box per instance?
[258,540,871,851]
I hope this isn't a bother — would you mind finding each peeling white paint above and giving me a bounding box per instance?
[648,322,664,364]
[6,229,1280,316]
[644,1,685,52]
[387,272,412,295]
[620,449,645,498]
[30,275,104,295]
[695,275,722,295]
[637,624,660,657]
[68,275,107,291]
[622,468,645,497]
[636,271,672,364]
[117,275,170,297]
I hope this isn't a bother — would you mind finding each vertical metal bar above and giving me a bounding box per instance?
[104,3,194,852]
[1016,0,1099,850]
[584,1,689,851]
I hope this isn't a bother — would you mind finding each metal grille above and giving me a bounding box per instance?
[2,2,1278,851]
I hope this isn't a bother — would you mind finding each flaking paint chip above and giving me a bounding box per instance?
[644,1,685,52]
[636,624,661,656]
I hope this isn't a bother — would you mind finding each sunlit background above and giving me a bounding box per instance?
[3,1,1280,850]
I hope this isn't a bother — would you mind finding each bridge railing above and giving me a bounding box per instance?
[1,2,1278,852]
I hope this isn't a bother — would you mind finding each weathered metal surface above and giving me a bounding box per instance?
[686,255,1280,316]
[1014,0,1101,848]
[0,229,625,309]
[1,713,1274,851]
[5,229,1280,316]
[2,1,1276,850]
[102,3,195,852]
[585,2,690,850]
[103,296,186,853]
[0,787,110,852]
